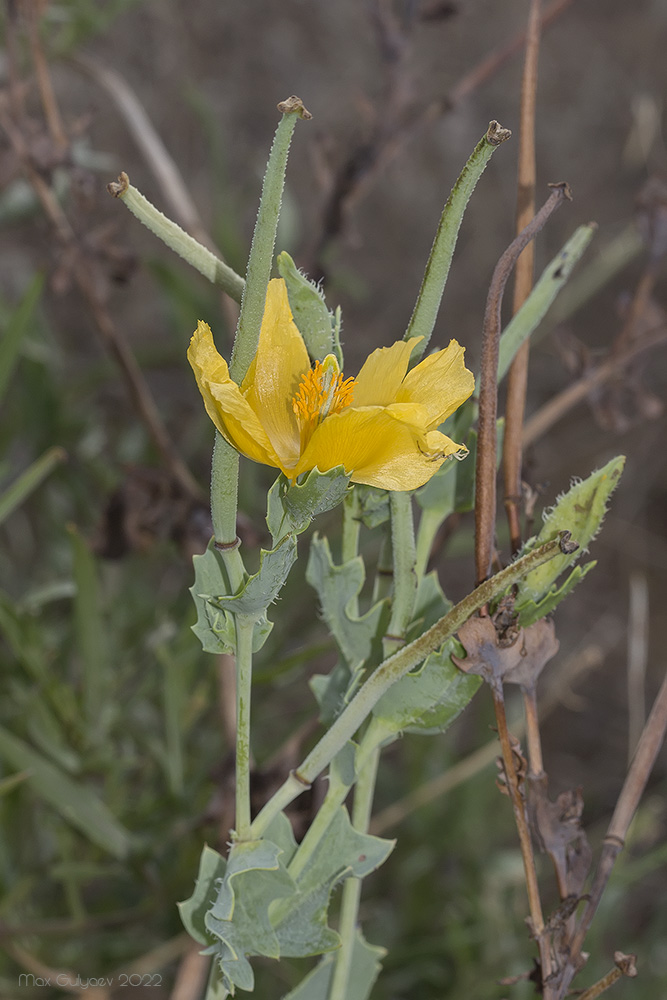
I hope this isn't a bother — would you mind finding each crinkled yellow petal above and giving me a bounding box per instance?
[293,404,465,490]
[395,339,475,427]
[242,278,309,470]
[188,321,281,468]
[353,337,421,407]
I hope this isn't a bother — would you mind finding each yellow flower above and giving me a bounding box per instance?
[188,278,474,491]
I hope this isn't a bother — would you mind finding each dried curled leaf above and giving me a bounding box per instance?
[452,615,559,689]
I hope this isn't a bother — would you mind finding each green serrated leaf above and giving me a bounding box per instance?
[354,485,390,528]
[267,467,350,543]
[270,808,394,959]
[516,561,596,627]
[179,845,229,945]
[366,637,481,744]
[306,536,389,672]
[515,456,625,609]
[185,838,296,995]
[190,542,277,655]
[309,661,354,725]
[277,251,339,363]
[213,534,297,616]
[281,928,386,1000]
[190,544,236,654]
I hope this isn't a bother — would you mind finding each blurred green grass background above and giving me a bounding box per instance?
[1,1,667,997]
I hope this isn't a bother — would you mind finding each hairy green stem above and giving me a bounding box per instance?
[404,120,511,362]
[233,615,255,841]
[329,747,381,1000]
[384,492,418,657]
[250,535,566,838]
[230,98,310,384]
[209,434,246,592]
[342,489,362,617]
[372,529,393,603]
[108,175,244,301]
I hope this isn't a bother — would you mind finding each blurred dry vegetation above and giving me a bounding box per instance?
[1,1,667,998]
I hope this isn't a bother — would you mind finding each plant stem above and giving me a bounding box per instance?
[372,530,393,602]
[249,535,566,838]
[384,492,418,657]
[329,747,381,1000]
[490,680,550,980]
[475,183,571,585]
[404,121,511,363]
[502,0,542,556]
[414,507,445,580]
[233,616,256,841]
[230,97,311,384]
[341,491,361,564]
[495,224,596,384]
[107,174,245,301]
[559,665,667,994]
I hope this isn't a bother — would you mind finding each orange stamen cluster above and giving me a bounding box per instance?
[292,361,355,424]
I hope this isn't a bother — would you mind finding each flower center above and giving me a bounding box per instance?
[292,354,355,432]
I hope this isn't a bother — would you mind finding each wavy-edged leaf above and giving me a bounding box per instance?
[267,810,394,959]
[367,637,481,744]
[306,535,389,672]
[213,534,297,616]
[181,839,295,995]
[355,485,390,528]
[267,467,350,544]
[190,543,275,655]
[178,844,228,945]
[281,928,386,1000]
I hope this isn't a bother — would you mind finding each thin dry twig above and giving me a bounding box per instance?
[558,667,667,995]
[502,0,541,556]
[310,0,574,277]
[448,0,575,107]
[24,0,68,150]
[522,324,667,445]
[0,13,204,503]
[475,183,571,585]
[627,572,649,762]
[576,953,637,1000]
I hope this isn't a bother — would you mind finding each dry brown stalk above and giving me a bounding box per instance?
[556,668,667,996]
[475,184,571,586]
[490,681,552,981]
[522,324,667,445]
[502,0,541,557]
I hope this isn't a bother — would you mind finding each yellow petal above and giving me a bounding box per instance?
[188,321,280,468]
[395,339,475,427]
[353,338,421,407]
[242,278,310,470]
[294,404,465,490]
